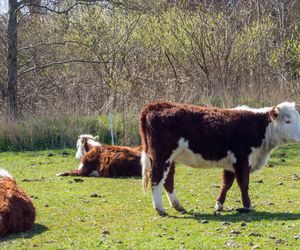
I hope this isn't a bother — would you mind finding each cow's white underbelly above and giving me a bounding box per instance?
[167,138,236,172]
[175,150,235,172]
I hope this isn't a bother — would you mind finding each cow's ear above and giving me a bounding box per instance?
[81,137,86,144]
[94,135,99,141]
[270,106,280,121]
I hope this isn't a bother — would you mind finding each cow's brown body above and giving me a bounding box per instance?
[59,145,142,177]
[0,176,35,236]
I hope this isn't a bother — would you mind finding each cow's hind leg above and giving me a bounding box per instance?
[151,161,170,215]
[215,170,235,211]
[164,163,185,213]
[235,163,254,213]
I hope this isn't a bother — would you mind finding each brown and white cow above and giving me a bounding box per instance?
[0,169,35,236]
[139,101,300,214]
[75,134,102,161]
[58,144,142,178]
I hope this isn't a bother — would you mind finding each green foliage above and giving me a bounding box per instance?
[269,25,300,78]
[285,26,300,78]
[0,145,300,249]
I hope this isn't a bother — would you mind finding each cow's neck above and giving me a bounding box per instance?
[249,122,279,173]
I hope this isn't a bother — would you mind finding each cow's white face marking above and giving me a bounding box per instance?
[0,168,13,179]
[166,138,236,173]
[75,135,101,161]
[75,138,86,161]
[274,102,300,143]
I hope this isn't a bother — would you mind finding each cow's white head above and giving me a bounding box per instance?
[271,102,300,144]
[75,134,100,161]
[0,168,13,179]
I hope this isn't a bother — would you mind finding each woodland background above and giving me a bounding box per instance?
[0,0,300,150]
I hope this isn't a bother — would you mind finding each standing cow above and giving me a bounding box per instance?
[139,101,300,214]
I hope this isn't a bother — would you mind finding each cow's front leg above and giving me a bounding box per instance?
[234,163,254,212]
[215,170,235,211]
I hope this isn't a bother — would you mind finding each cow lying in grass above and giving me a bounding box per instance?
[57,135,142,177]
[139,101,300,214]
[0,169,35,236]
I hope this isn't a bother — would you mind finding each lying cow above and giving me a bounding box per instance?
[0,169,35,236]
[139,101,300,214]
[58,138,142,177]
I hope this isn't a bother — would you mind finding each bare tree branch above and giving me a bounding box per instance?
[18,40,90,51]
[164,48,179,81]
[18,59,114,75]
[17,0,140,14]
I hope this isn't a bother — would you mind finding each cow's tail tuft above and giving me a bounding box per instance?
[141,151,151,191]
[139,110,151,191]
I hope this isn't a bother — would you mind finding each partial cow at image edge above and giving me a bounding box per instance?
[0,168,36,237]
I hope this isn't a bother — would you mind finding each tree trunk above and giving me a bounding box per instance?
[5,0,18,120]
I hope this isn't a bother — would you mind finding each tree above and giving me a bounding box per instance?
[5,0,18,120]
[3,0,133,120]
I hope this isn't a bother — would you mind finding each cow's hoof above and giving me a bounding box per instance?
[56,172,68,176]
[215,201,224,211]
[175,206,187,214]
[236,206,254,213]
[156,209,167,216]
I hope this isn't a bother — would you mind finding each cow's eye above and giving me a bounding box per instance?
[285,120,291,124]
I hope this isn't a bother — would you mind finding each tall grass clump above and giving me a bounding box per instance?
[0,115,101,151]
[0,112,140,152]
[98,113,140,146]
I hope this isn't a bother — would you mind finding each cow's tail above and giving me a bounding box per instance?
[139,111,151,191]
[141,151,151,191]
[0,168,13,179]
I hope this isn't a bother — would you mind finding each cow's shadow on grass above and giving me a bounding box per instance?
[0,224,48,242]
[167,210,300,222]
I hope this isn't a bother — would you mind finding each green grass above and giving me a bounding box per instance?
[0,145,299,249]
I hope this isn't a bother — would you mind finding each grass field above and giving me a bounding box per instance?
[0,145,299,249]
